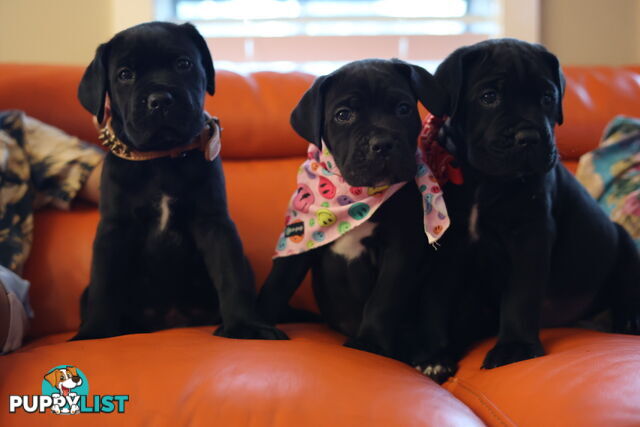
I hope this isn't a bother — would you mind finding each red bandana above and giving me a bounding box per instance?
[419,114,464,186]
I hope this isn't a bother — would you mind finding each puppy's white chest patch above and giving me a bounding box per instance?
[157,194,173,233]
[469,203,480,242]
[330,221,377,261]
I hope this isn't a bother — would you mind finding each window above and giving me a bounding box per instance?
[156,0,526,74]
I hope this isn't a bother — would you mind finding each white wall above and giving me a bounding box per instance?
[0,0,638,66]
[541,0,640,65]
[0,0,154,65]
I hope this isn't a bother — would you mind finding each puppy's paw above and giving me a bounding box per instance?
[413,352,458,384]
[343,337,391,358]
[214,322,289,340]
[415,361,457,384]
[69,332,93,341]
[613,309,640,335]
[69,327,117,341]
[482,341,544,369]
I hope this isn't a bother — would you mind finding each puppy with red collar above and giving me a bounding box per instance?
[413,39,640,383]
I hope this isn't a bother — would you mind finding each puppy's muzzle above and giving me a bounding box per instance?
[359,134,415,184]
[494,128,542,153]
[503,127,557,173]
[146,91,174,112]
[369,136,395,157]
[514,129,541,148]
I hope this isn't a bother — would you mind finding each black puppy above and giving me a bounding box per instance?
[258,59,447,359]
[72,22,285,340]
[414,39,640,382]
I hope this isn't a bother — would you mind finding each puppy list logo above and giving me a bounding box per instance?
[8,365,129,415]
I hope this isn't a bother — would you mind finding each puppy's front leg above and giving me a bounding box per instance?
[344,240,423,359]
[192,217,287,340]
[71,222,139,340]
[257,254,311,325]
[482,220,554,369]
[413,248,463,383]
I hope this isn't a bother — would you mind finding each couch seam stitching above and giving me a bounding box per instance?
[448,377,514,427]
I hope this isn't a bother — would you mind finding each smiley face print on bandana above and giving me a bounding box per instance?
[274,140,450,257]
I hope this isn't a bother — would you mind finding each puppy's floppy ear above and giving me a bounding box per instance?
[78,43,110,123]
[181,22,215,95]
[44,370,61,387]
[391,59,448,117]
[433,46,476,121]
[290,75,331,147]
[537,47,565,125]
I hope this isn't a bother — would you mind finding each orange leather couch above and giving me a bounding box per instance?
[0,63,639,426]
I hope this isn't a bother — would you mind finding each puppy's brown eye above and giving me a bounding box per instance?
[176,58,193,70]
[335,108,353,123]
[118,68,134,81]
[480,90,497,105]
[396,103,412,116]
[541,92,555,106]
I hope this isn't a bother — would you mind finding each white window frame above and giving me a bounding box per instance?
[113,0,540,73]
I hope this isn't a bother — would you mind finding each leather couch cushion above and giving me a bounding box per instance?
[0,324,482,426]
[446,328,640,426]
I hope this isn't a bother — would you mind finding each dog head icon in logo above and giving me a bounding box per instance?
[42,366,88,415]
[8,364,129,414]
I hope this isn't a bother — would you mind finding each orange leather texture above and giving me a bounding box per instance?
[0,64,315,160]
[1,63,639,426]
[1,325,481,426]
[445,329,640,426]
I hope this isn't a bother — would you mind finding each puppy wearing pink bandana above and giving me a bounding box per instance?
[258,59,449,360]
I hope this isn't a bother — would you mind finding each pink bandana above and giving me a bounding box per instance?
[274,137,450,257]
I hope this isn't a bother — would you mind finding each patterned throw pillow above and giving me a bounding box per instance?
[576,116,640,250]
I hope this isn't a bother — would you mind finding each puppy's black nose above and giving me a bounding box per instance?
[147,92,174,111]
[514,129,541,147]
[370,138,394,156]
